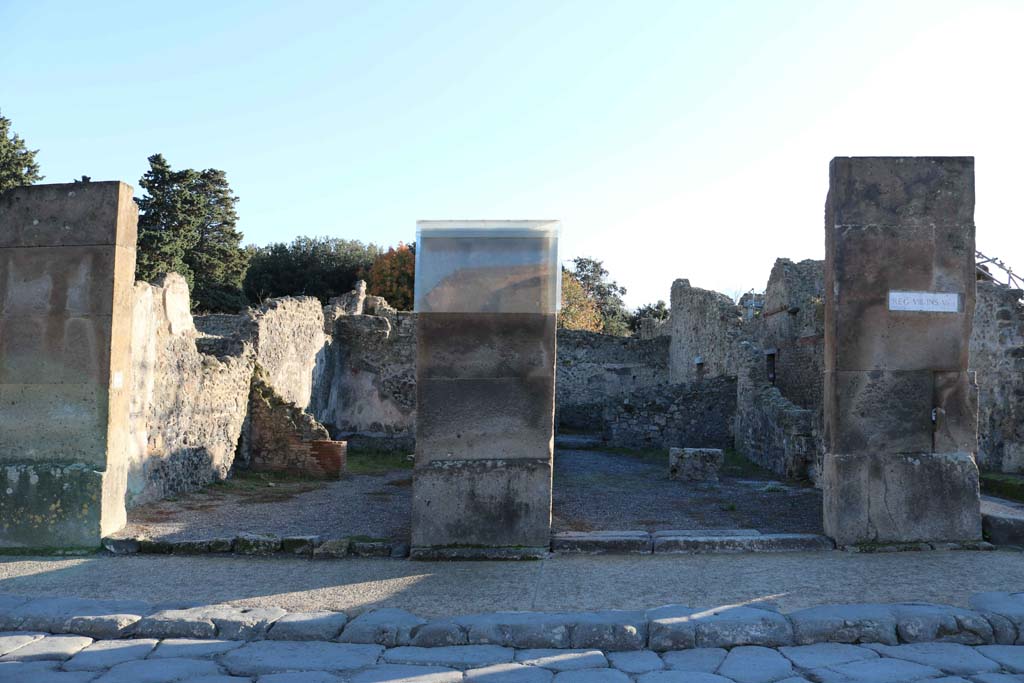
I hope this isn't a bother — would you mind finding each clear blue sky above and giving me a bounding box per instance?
[3,1,1021,306]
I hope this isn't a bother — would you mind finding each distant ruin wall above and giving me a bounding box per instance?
[251,297,327,410]
[127,275,254,507]
[310,307,417,450]
[556,329,670,431]
[603,376,736,450]
[971,281,1024,473]
[669,279,744,383]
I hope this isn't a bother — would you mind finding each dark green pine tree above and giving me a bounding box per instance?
[0,111,44,193]
[135,154,250,312]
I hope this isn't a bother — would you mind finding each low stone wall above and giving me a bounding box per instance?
[734,343,819,481]
[127,275,255,507]
[556,329,670,431]
[971,281,1024,473]
[602,377,736,450]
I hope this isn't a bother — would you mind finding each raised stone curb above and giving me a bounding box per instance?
[1,592,1022,654]
[101,533,411,559]
[551,531,653,555]
[652,533,834,554]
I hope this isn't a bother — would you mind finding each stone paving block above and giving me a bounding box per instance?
[0,631,46,656]
[775,678,813,683]
[383,645,514,669]
[636,673,733,683]
[778,643,879,669]
[569,610,647,650]
[92,656,223,682]
[220,641,383,676]
[411,619,468,647]
[212,606,287,640]
[268,611,348,641]
[259,672,343,683]
[66,614,141,639]
[661,648,727,672]
[149,638,244,658]
[234,533,281,555]
[0,634,92,661]
[809,657,944,682]
[513,648,607,670]
[971,593,1024,641]
[170,538,234,554]
[972,674,1024,683]
[338,608,426,647]
[647,606,700,650]
[6,668,99,683]
[280,536,320,556]
[314,539,351,558]
[0,596,32,628]
[460,612,572,648]
[189,677,252,683]
[62,638,158,670]
[550,531,652,555]
[717,645,794,683]
[787,604,898,645]
[133,607,219,639]
[892,603,995,644]
[977,645,1024,673]
[466,662,554,682]
[7,597,152,633]
[606,649,664,673]
[981,612,1019,645]
[862,642,1001,675]
[691,606,794,648]
[552,670,630,683]
[349,664,463,682]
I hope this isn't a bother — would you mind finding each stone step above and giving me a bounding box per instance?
[981,496,1024,546]
[551,530,835,555]
[553,434,606,450]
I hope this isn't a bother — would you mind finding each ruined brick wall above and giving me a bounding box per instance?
[669,279,745,383]
[556,330,670,431]
[602,376,736,450]
[971,281,1024,472]
[761,259,825,410]
[127,275,254,507]
[734,342,819,481]
[310,305,417,451]
[247,372,345,478]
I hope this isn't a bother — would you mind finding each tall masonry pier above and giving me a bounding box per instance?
[0,182,137,548]
[411,220,560,559]
[822,157,982,546]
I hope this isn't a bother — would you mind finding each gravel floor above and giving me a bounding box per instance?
[551,448,823,534]
[122,445,822,541]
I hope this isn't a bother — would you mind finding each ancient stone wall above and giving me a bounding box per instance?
[556,329,670,431]
[127,275,255,507]
[761,259,826,410]
[250,297,327,410]
[311,306,417,451]
[669,279,745,383]
[602,376,736,451]
[971,281,1024,473]
[734,342,818,481]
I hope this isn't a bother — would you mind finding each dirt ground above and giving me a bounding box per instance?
[121,445,822,542]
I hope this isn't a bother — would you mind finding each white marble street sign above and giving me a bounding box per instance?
[888,290,961,313]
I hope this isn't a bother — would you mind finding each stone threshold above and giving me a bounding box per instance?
[101,533,409,558]
[0,591,1023,651]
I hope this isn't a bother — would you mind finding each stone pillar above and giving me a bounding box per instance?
[822,157,982,546]
[411,220,559,559]
[0,182,137,548]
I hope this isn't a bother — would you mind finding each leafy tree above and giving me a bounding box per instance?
[568,257,630,336]
[136,154,249,312]
[366,242,416,310]
[629,299,669,333]
[0,111,43,193]
[558,269,603,332]
[244,236,381,304]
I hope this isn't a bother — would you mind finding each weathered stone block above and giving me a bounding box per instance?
[411,459,552,550]
[0,181,137,548]
[668,448,723,482]
[823,452,982,545]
